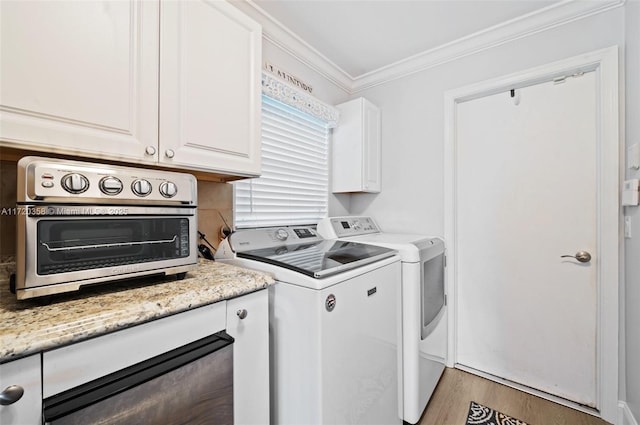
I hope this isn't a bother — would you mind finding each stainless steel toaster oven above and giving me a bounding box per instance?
[14,157,198,300]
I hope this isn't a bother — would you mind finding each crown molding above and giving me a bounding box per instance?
[351,0,625,92]
[240,0,625,95]
[241,0,353,94]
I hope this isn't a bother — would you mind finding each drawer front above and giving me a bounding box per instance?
[43,302,226,397]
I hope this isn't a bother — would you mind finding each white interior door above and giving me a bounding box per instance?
[455,72,598,406]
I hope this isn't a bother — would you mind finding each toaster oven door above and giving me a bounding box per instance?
[16,206,197,298]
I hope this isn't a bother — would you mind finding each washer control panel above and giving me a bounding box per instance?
[228,226,322,252]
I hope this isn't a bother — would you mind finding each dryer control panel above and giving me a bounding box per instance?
[317,216,380,238]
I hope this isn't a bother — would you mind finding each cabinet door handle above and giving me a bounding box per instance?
[165,149,175,159]
[0,385,24,405]
[237,309,248,320]
[145,146,156,156]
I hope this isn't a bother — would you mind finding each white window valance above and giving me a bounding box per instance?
[261,72,340,128]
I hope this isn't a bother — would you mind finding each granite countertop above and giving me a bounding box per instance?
[0,259,274,363]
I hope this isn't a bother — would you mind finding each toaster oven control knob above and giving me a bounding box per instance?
[159,181,178,198]
[99,176,123,195]
[61,173,89,194]
[132,179,152,197]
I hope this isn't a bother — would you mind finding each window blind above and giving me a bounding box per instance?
[234,95,329,228]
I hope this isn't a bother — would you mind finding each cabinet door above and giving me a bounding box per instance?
[0,355,42,425]
[362,99,381,192]
[331,97,381,193]
[160,0,262,176]
[226,290,269,424]
[0,1,159,162]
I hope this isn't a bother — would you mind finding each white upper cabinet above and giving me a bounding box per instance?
[331,97,381,193]
[0,0,159,162]
[160,0,262,176]
[0,0,262,178]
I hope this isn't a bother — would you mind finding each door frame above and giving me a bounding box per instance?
[444,46,620,423]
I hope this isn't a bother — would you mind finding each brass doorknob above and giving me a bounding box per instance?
[561,251,591,263]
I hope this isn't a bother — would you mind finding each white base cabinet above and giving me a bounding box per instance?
[0,0,261,178]
[226,290,269,424]
[332,97,381,193]
[0,355,42,425]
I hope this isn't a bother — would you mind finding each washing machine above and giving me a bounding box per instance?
[216,225,403,425]
[317,216,446,424]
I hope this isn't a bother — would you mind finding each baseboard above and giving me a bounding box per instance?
[619,401,639,425]
[455,364,601,418]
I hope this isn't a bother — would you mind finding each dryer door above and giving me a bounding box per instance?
[421,253,445,339]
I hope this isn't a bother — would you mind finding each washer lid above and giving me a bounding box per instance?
[237,239,397,278]
[345,233,444,262]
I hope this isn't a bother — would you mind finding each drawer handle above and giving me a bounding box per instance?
[237,309,248,320]
[165,149,175,159]
[0,385,24,405]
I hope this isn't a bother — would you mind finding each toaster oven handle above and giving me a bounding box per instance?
[40,236,178,252]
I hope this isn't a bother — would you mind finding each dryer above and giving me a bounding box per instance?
[317,216,446,424]
[216,225,403,425]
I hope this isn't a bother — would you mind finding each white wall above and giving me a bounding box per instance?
[261,41,348,106]
[624,0,640,421]
[350,8,625,237]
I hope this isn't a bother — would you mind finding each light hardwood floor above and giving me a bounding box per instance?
[418,368,611,425]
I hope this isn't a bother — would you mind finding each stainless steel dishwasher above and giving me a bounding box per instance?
[43,331,234,425]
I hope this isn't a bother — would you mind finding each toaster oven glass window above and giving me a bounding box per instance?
[37,218,190,275]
